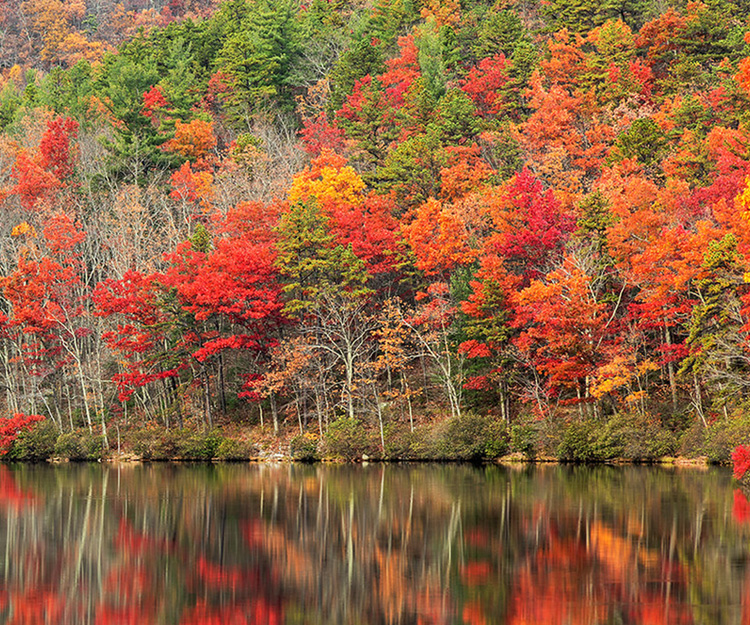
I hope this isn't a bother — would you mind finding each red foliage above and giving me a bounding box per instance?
[461,54,512,118]
[329,193,400,276]
[490,168,575,283]
[440,144,493,200]
[12,150,61,211]
[178,598,283,625]
[378,35,420,108]
[169,161,214,209]
[1,215,87,355]
[38,116,79,180]
[142,85,169,118]
[636,8,688,62]
[115,517,173,555]
[514,259,609,391]
[0,413,43,454]
[458,339,492,359]
[299,113,345,156]
[733,445,750,480]
[162,234,283,328]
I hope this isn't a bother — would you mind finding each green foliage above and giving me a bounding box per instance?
[296,0,359,88]
[275,202,373,316]
[382,423,439,460]
[417,17,446,101]
[482,122,524,177]
[214,0,302,124]
[374,132,445,205]
[335,76,400,169]
[680,414,750,463]
[602,413,678,461]
[681,234,746,392]
[290,432,321,461]
[328,39,387,114]
[574,191,616,296]
[129,426,182,460]
[55,430,105,461]
[382,423,416,459]
[429,89,479,144]
[323,417,377,461]
[541,0,647,32]
[433,413,509,461]
[477,8,529,57]
[215,437,257,460]
[0,81,22,130]
[7,420,58,462]
[558,414,678,463]
[612,118,668,170]
[157,38,200,120]
[190,223,212,253]
[510,424,537,459]
[129,426,225,460]
[96,51,174,181]
[557,420,619,463]
[179,429,224,460]
[38,61,95,122]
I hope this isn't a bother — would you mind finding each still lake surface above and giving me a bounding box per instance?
[0,462,748,624]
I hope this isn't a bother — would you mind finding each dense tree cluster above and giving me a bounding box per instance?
[0,0,749,448]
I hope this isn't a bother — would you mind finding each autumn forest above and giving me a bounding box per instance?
[0,0,748,461]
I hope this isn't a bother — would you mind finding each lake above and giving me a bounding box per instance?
[0,462,747,624]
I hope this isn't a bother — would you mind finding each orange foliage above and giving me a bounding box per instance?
[439,144,493,201]
[402,198,475,276]
[420,0,461,26]
[163,118,217,160]
[170,161,215,212]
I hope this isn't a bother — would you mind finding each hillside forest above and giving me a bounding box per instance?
[0,0,750,460]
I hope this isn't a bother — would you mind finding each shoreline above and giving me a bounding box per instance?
[38,453,719,467]
[7,416,739,467]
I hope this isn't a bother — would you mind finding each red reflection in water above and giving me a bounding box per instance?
[115,518,173,555]
[0,466,35,509]
[95,604,151,625]
[0,589,73,624]
[0,466,745,624]
[734,489,750,524]
[462,600,488,625]
[179,598,283,625]
[461,561,492,584]
[197,556,260,589]
[500,518,694,625]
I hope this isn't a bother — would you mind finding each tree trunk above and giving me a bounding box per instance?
[665,320,677,411]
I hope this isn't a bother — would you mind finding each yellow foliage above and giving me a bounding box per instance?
[288,150,365,207]
[11,222,37,238]
[738,175,750,223]
[590,355,634,399]
[625,390,648,405]
[636,359,659,375]
[59,32,108,65]
[8,65,23,86]
[22,0,70,62]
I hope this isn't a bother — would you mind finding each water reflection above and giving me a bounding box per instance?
[0,463,746,624]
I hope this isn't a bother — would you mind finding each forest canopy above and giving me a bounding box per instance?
[0,0,749,458]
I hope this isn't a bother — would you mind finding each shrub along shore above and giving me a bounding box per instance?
[4,412,742,464]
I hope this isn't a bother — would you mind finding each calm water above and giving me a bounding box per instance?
[0,463,748,624]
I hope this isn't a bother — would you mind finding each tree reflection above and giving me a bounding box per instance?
[0,464,744,624]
